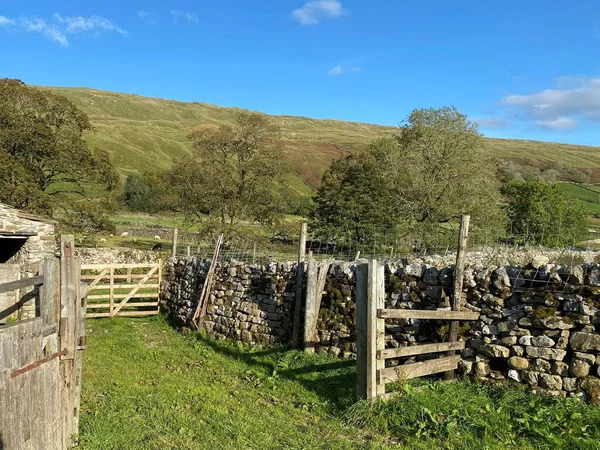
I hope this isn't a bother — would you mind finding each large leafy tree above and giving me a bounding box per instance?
[0,79,119,231]
[501,180,587,247]
[311,107,504,248]
[169,111,287,226]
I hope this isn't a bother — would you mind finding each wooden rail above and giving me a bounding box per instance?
[378,309,480,321]
[0,274,44,294]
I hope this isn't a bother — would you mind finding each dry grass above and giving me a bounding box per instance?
[47,87,600,192]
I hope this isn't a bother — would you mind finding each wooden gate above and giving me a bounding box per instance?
[0,236,86,449]
[81,262,161,319]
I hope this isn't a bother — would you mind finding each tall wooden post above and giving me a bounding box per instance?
[109,267,115,318]
[445,215,470,379]
[292,222,307,348]
[172,228,178,258]
[356,260,385,400]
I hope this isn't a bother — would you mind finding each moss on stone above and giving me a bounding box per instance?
[531,306,558,320]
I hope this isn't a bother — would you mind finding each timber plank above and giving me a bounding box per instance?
[378,309,480,321]
[378,341,465,359]
[0,275,44,294]
[378,355,460,383]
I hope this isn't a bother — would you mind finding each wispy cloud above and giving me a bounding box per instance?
[501,77,600,131]
[327,65,360,76]
[137,10,158,24]
[292,0,345,26]
[171,10,198,23]
[0,15,14,26]
[0,13,126,46]
[476,117,513,130]
[328,65,343,75]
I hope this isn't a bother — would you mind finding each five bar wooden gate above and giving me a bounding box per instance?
[81,262,161,319]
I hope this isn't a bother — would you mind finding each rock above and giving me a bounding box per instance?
[458,359,474,375]
[589,268,600,287]
[426,285,443,300]
[580,377,600,405]
[535,317,574,330]
[573,352,596,365]
[404,263,424,278]
[531,358,551,372]
[570,332,600,352]
[522,370,539,386]
[539,373,563,391]
[563,378,578,392]
[556,336,569,349]
[530,254,549,269]
[479,344,511,358]
[493,267,511,291]
[531,335,555,348]
[474,360,490,377]
[569,360,591,378]
[482,325,499,336]
[525,346,566,361]
[508,356,529,370]
[501,336,518,346]
[552,362,569,377]
[508,369,521,382]
[518,335,533,346]
[558,265,584,285]
[512,345,524,356]
[422,267,440,285]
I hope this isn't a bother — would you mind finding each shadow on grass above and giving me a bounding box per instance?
[199,336,357,411]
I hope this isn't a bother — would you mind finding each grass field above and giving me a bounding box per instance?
[45,87,600,192]
[558,183,600,216]
[79,316,600,449]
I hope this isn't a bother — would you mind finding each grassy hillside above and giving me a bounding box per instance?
[50,87,600,192]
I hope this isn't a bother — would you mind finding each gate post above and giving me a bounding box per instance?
[356,259,385,400]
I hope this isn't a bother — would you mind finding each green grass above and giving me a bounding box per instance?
[44,87,600,191]
[79,317,600,450]
[558,183,600,216]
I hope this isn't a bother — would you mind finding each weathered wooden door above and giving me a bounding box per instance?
[81,262,161,318]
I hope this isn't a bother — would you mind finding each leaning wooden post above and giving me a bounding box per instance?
[303,258,318,353]
[445,215,470,379]
[172,228,178,258]
[292,222,307,348]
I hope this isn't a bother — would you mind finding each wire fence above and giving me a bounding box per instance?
[167,222,600,267]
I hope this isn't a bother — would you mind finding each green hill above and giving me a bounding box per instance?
[49,87,600,194]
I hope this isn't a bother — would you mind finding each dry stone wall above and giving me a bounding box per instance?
[161,256,600,402]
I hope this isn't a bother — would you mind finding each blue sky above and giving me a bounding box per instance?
[1,0,600,145]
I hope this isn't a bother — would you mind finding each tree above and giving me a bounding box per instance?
[0,79,119,230]
[501,180,587,247]
[311,107,504,248]
[123,172,174,213]
[169,111,287,226]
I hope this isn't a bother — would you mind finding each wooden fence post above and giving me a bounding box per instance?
[292,222,307,348]
[172,228,178,258]
[109,267,115,318]
[445,215,470,379]
[40,258,59,325]
[355,262,368,399]
[356,260,384,400]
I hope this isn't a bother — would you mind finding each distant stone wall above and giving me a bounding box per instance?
[75,247,162,265]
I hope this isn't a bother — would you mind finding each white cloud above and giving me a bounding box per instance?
[501,77,600,130]
[53,14,126,35]
[171,10,198,23]
[476,117,512,130]
[137,10,158,24]
[4,13,126,46]
[328,65,343,75]
[536,117,577,131]
[292,0,344,25]
[0,15,15,26]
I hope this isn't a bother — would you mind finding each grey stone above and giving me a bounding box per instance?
[531,335,555,348]
[482,325,499,336]
[573,352,596,365]
[569,360,591,378]
[522,371,539,386]
[508,356,529,370]
[512,345,524,356]
[552,362,569,377]
[563,378,578,392]
[518,335,533,346]
[570,332,600,352]
[539,374,563,391]
[536,317,574,330]
[474,361,490,377]
[525,346,566,361]
[508,369,521,382]
[458,359,474,375]
[479,344,511,358]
